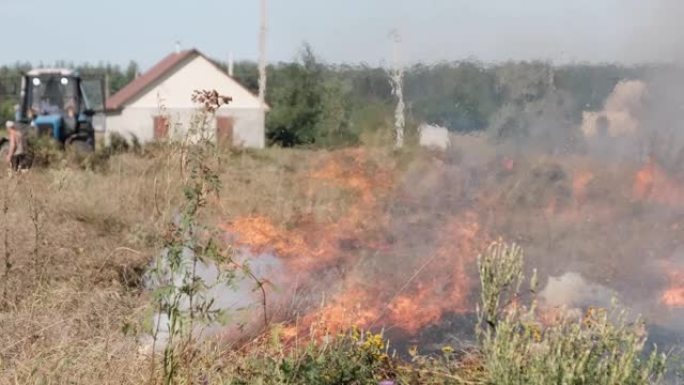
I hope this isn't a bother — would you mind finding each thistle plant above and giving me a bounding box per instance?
[146,90,242,385]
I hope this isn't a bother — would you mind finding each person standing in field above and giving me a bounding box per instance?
[5,121,29,171]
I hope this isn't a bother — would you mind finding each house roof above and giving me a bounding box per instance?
[106,49,265,111]
[106,50,197,110]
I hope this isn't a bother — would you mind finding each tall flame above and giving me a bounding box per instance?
[220,147,684,343]
[221,149,491,338]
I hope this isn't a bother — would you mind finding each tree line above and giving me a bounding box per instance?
[0,45,672,147]
[229,46,662,148]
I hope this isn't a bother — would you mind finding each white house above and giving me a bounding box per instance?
[106,49,266,148]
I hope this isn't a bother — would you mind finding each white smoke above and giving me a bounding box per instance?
[140,246,287,353]
[540,272,616,309]
[580,80,647,139]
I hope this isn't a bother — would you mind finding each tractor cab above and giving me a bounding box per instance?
[17,69,105,151]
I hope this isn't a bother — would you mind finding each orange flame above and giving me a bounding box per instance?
[221,216,340,271]
[305,287,381,334]
[222,149,393,272]
[572,169,594,205]
[634,160,657,200]
[310,148,392,206]
[662,265,684,308]
[306,212,484,335]
[222,149,400,337]
[222,148,684,340]
[633,159,684,206]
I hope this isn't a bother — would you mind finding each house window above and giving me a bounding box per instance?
[153,116,169,140]
[216,116,234,146]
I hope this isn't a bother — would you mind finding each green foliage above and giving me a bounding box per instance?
[226,330,392,385]
[266,44,328,147]
[555,64,640,115]
[495,61,553,105]
[477,241,525,331]
[107,132,135,154]
[406,62,499,131]
[476,240,667,385]
[146,90,243,385]
[67,61,139,95]
[354,101,395,146]
[2,54,671,150]
[262,51,661,147]
[486,63,583,152]
[27,135,63,168]
[316,78,358,147]
[232,61,260,94]
[0,100,15,123]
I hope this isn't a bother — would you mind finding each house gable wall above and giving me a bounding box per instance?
[106,54,266,148]
[128,55,262,110]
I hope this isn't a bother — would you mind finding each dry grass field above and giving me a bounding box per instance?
[0,136,676,384]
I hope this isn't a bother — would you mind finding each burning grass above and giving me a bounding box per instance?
[161,241,667,385]
[661,263,684,308]
[0,137,683,383]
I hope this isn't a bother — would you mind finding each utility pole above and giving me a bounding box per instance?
[228,51,234,77]
[258,0,268,108]
[389,29,405,149]
[104,73,110,99]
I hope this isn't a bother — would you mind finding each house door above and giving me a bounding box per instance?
[216,116,234,146]
[153,116,169,140]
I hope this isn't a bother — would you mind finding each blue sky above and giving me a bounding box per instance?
[2,0,682,68]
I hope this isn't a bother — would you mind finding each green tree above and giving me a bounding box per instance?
[406,61,499,131]
[487,61,580,150]
[0,100,15,124]
[316,78,357,147]
[233,61,260,94]
[266,44,326,147]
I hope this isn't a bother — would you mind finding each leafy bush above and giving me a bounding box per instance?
[0,99,15,123]
[476,240,667,385]
[27,135,63,168]
[267,44,358,148]
[107,132,133,154]
[226,329,393,385]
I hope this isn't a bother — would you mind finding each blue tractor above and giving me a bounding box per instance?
[1,69,105,157]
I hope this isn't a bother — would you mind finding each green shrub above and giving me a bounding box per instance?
[27,135,64,168]
[476,240,667,385]
[226,329,393,385]
[107,132,132,154]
